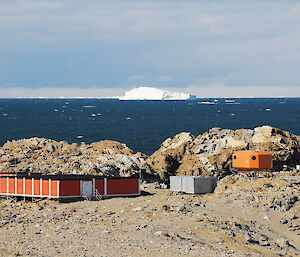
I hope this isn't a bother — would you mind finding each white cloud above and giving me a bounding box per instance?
[0,1,62,14]
[1,1,300,90]
[184,84,300,98]
[2,1,299,45]
[0,87,126,98]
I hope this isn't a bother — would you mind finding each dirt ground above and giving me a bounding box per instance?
[0,173,299,257]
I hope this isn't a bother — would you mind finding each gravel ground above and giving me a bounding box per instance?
[0,175,299,257]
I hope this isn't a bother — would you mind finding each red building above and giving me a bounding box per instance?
[0,173,140,200]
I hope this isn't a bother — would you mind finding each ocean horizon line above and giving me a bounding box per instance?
[1,96,300,100]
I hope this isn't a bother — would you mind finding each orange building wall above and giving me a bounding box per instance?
[8,178,15,194]
[51,180,58,197]
[25,179,32,195]
[0,177,7,193]
[33,179,40,195]
[232,151,272,171]
[42,180,49,196]
[17,178,23,194]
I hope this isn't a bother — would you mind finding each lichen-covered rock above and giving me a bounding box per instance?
[0,137,156,180]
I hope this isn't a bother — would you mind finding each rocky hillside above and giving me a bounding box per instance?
[0,126,299,182]
[147,126,300,180]
[0,138,155,179]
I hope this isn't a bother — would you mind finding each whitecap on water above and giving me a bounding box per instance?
[198,101,216,105]
[225,99,240,104]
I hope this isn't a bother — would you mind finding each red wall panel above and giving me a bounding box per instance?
[107,178,139,195]
[59,180,80,196]
[95,179,104,195]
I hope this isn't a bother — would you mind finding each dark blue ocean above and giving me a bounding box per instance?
[0,98,299,155]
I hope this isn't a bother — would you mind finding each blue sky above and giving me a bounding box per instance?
[1,0,300,97]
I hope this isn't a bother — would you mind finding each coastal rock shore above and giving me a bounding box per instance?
[0,126,299,182]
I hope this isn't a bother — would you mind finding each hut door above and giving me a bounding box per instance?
[81,181,93,197]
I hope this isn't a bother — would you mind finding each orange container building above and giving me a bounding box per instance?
[0,173,140,200]
[232,151,272,171]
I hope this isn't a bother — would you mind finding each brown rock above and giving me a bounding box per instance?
[146,132,194,180]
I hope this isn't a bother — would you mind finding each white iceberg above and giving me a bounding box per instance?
[119,87,195,100]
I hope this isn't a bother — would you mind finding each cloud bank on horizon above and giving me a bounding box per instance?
[1,0,300,97]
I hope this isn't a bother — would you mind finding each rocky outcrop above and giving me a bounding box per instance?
[148,126,300,180]
[146,132,194,181]
[0,138,156,180]
[0,126,299,183]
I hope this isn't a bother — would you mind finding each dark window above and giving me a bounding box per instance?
[233,155,236,159]
[252,156,256,160]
